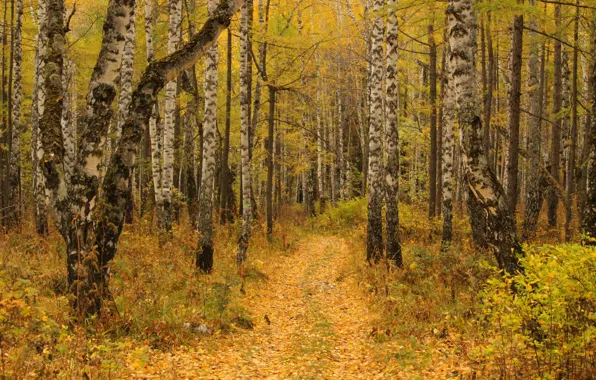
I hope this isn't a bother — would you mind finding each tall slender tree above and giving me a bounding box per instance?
[31,0,49,235]
[523,3,545,240]
[548,3,562,228]
[385,0,401,266]
[506,13,523,214]
[447,0,522,274]
[441,44,455,247]
[8,0,23,226]
[366,0,384,262]
[238,0,253,265]
[196,0,221,272]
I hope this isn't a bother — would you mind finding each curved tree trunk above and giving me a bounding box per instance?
[447,0,522,274]
[98,0,242,312]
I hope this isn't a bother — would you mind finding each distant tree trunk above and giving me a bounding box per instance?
[220,27,233,224]
[32,0,48,235]
[385,0,402,266]
[523,11,545,241]
[441,43,455,247]
[196,0,221,273]
[316,86,324,203]
[145,0,164,229]
[447,0,522,274]
[266,85,275,236]
[548,4,562,227]
[579,15,594,215]
[237,0,252,265]
[8,0,23,226]
[565,0,580,242]
[367,0,384,263]
[436,44,445,216]
[428,22,437,219]
[583,9,596,244]
[506,14,523,215]
[117,7,136,224]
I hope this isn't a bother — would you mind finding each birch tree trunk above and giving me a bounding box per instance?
[161,0,182,232]
[447,0,522,274]
[384,0,401,266]
[145,0,164,228]
[237,0,252,265]
[8,0,23,226]
[61,59,75,184]
[196,0,221,272]
[441,44,455,247]
[366,0,384,262]
[97,0,242,313]
[118,5,136,224]
[32,0,48,235]
[36,0,135,316]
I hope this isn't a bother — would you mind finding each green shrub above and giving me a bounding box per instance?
[477,244,596,378]
[316,198,367,231]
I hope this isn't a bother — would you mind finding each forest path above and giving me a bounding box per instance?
[136,234,396,379]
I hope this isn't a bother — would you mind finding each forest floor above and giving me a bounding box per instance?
[128,234,403,379]
[8,202,588,378]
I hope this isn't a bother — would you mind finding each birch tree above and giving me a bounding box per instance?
[161,0,182,232]
[8,0,24,225]
[117,4,136,223]
[237,0,252,265]
[447,0,522,274]
[196,0,221,273]
[366,0,384,262]
[441,44,455,247]
[63,0,240,315]
[32,0,49,235]
[384,0,401,266]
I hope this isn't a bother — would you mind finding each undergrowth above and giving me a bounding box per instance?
[0,206,307,378]
[316,198,596,378]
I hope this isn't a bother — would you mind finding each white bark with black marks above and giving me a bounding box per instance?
[384,0,401,266]
[238,0,252,265]
[366,0,384,262]
[447,0,522,274]
[196,0,220,272]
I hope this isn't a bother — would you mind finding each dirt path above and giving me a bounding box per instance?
[132,235,396,379]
